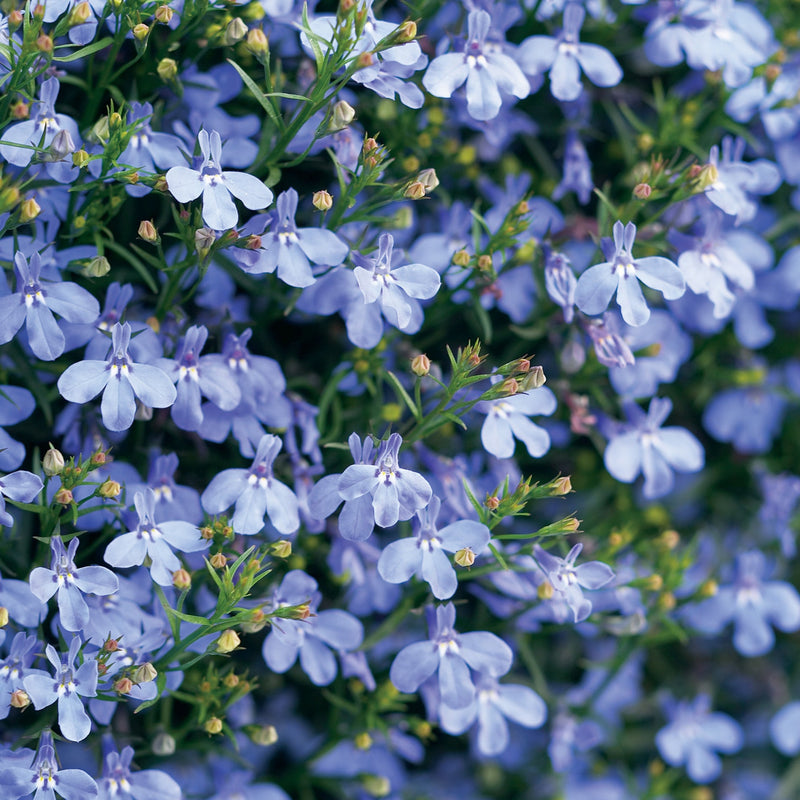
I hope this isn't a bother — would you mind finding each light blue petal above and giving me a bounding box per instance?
[422,53,469,98]
[222,171,273,210]
[574,262,618,315]
[166,166,204,202]
[264,478,300,535]
[58,360,109,403]
[202,182,238,230]
[125,363,177,408]
[26,304,65,361]
[101,376,136,431]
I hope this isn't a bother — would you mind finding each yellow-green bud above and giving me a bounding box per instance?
[173,569,192,590]
[68,2,91,26]
[452,249,471,267]
[477,254,493,271]
[454,547,476,568]
[395,20,416,42]
[270,539,292,558]
[43,448,65,476]
[411,353,430,377]
[84,255,111,277]
[0,607,8,627]
[204,717,224,735]
[99,479,121,498]
[249,724,278,745]
[538,581,554,600]
[550,476,572,496]
[216,629,241,654]
[138,219,159,243]
[355,732,373,750]
[519,365,546,391]
[223,17,248,45]
[699,579,718,598]
[157,58,178,82]
[210,552,228,569]
[331,100,356,131]
[644,574,663,591]
[133,23,150,40]
[312,190,333,211]
[245,28,269,57]
[153,733,176,755]
[362,775,390,798]
[154,4,173,23]
[134,662,158,684]
[19,198,41,223]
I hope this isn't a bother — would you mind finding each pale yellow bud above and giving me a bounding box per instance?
[134,662,158,684]
[43,447,65,476]
[216,629,241,654]
[312,190,333,211]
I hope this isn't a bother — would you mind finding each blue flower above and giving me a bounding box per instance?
[0,633,42,720]
[23,638,98,742]
[533,543,614,622]
[423,9,530,121]
[575,220,685,326]
[28,536,118,633]
[603,397,704,498]
[770,701,800,756]
[166,129,273,231]
[0,251,100,361]
[201,434,300,536]
[655,694,743,783]
[104,488,208,586]
[0,384,36,471]
[518,3,623,101]
[57,321,177,432]
[98,739,181,800]
[552,129,594,204]
[378,496,491,599]
[0,467,42,527]
[389,603,513,709]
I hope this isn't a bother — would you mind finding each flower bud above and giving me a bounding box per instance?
[454,547,475,568]
[216,629,241,654]
[355,732,373,750]
[404,181,426,200]
[210,552,228,569]
[47,129,75,161]
[644,574,663,591]
[417,168,439,192]
[246,28,269,57]
[36,34,54,52]
[68,1,91,26]
[54,488,73,505]
[154,4,173,23]
[204,717,224,735]
[538,581,554,600]
[10,689,30,709]
[498,377,519,397]
[103,637,119,652]
[19,198,41,223]
[356,52,374,68]
[411,353,430,377]
[7,9,23,30]
[0,607,7,627]
[312,190,333,211]
[452,249,471,267]
[485,495,500,511]
[134,662,158,684]
[395,20,416,42]
[658,529,681,549]
[270,539,292,558]
[657,591,676,611]
[519,365,546,391]
[133,23,150,40]
[43,447,65,476]
[10,101,29,120]
[114,677,134,695]
[477,254,492,271]
[550,476,572,496]
[173,568,192,590]
[84,255,111,278]
[0,187,19,212]
[195,227,216,252]
[153,733,176,755]
[633,182,652,199]
[223,17,248,45]
[135,219,158,243]
[157,57,178,82]
[223,672,240,688]
[249,724,278,745]
[699,578,718,598]
[331,100,356,130]
[362,776,390,797]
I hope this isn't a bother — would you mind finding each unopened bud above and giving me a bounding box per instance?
[153,732,176,755]
[173,568,192,590]
[7,9,23,29]
[97,480,121,502]
[499,378,519,397]
[485,495,500,511]
[395,20,416,42]
[43,448,65,476]
[245,234,261,250]
[134,662,158,684]
[19,198,41,223]
[246,27,269,57]
[404,180,426,200]
[204,717,224,735]
[411,353,430,377]
[362,776,390,798]
[331,100,356,130]
[84,255,110,278]
[550,476,572,495]
[414,169,438,194]
[223,17,248,45]
[633,182,652,199]
[312,190,333,211]
[452,249,470,267]
[68,1,91,25]
[36,34,53,52]
[644,574,663,591]
[54,488,73,505]
[538,581,554,600]
[519,365,546,391]
[285,602,311,620]
[658,529,681,549]
[356,51,374,68]
[249,724,278,745]
[216,629,241,654]
[223,672,240,688]
[339,0,355,13]
[47,129,75,161]
[10,101,29,119]
[270,539,292,558]
[154,4,173,23]
[103,638,119,652]
[157,57,178,82]
[699,578,718,598]
[138,219,159,243]
[114,677,134,695]
[195,227,216,252]
[515,200,529,215]
[0,187,19,211]
[477,254,492,271]
[454,547,476,568]
[210,552,228,569]
[133,23,150,40]
[658,591,676,611]
[10,689,30,709]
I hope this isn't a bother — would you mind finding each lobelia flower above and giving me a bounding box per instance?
[28,535,119,633]
[390,603,513,709]
[127,451,204,524]
[0,251,100,361]
[57,321,177,432]
[757,469,800,557]
[104,488,208,586]
[575,220,686,326]
[0,633,42,720]
[0,731,98,800]
[518,3,623,102]
[22,637,98,742]
[533,543,614,622]
[476,378,558,459]
[552,129,594,204]
[770,701,800,756]
[235,188,350,287]
[655,694,743,783]
[0,468,43,527]
[97,738,181,800]
[262,570,363,686]
[683,550,800,657]
[201,433,300,536]
[165,129,272,230]
[422,9,530,121]
[378,496,491,599]
[0,384,36,471]
[603,396,705,498]
[438,673,547,756]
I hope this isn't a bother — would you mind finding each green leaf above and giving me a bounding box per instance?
[53,37,113,62]
[385,371,422,422]
[226,59,282,128]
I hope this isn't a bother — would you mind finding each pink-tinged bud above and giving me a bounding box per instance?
[538,581,554,600]
[204,717,224,734]
[210,552,228,569]
[54,488,73,506]
[411,353,431,376]
[356,52,374,69]
[36,33,53,52]
[10,689,30,709]
[312,190,333,211]
[395,20,416,42]
[138,219,159,243]
[154,4,173,23]
[477,254,493,271]
[114,677,134,695]
[216,629,241,653]
[103,637,120,652]
[223,672,240,688]
[452,249,470,267]
[7,9,23,29]
[499,377,519,397]
[173,569,192,590]
[633,182,652,199]
[245,234,262,250]
[404,181,426,200]
[485,495,500,510]
[10,101,29,120]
